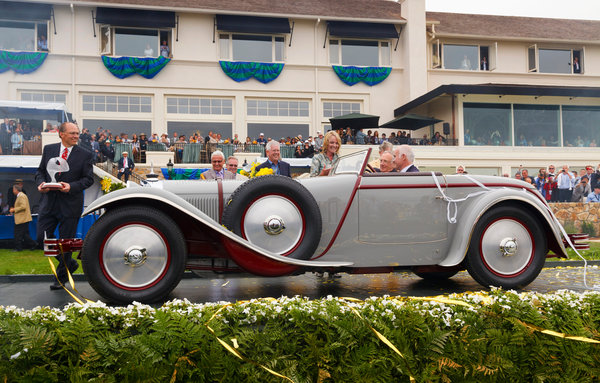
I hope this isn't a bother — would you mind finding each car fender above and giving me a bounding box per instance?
[82,187,353,270]
[439,188,566,267]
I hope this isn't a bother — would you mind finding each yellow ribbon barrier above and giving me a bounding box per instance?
[47,247,93,304]
[515,319,600,344]
[202,300,295,383]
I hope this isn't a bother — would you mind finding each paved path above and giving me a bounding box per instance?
[1,262,599,309]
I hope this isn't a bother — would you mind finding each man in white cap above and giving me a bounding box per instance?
[314,131,324,152]
[256,133,266,145]
[117,151,135,182]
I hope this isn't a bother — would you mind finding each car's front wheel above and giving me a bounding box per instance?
[465,205,547,289]
[82,206,187,303]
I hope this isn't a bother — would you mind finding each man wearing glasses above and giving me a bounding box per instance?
[226,156,248,180]
[572,176,591,202]
[201,150,235,180]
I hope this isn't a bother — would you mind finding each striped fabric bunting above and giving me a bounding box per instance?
[219,61,284,84]
[332,65,392,86]
[102,56,170,79]
[0,50,48,74]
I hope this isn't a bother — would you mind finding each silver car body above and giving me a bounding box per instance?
[84,149,567,272]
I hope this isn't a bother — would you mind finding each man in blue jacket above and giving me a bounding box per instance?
[255,141,291,177]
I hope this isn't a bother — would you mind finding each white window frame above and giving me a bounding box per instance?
[528,45,584,74]
[98,25,172,57]
[219,33,286,63]
[328,38,391,67]
[434,41,497,71]
[0,20,49,52]
[166,96,234,116]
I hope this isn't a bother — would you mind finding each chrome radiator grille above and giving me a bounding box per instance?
[183,194,220,221]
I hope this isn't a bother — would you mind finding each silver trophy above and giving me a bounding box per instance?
[42,157,69,189]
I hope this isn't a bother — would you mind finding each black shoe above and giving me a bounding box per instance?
[50,282,63,291]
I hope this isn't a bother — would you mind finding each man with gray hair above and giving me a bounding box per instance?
[393,144,419,172]
[201,150,235,180]
[255,140,291,177]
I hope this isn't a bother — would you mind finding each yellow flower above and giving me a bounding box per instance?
[101,177,112,193]
[254,167,274,177]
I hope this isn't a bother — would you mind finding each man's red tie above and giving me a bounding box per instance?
[61,148,68,160]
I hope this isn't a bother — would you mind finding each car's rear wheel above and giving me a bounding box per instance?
[465,205,546,289]
[82,206,187,303]
[222,175,321,260]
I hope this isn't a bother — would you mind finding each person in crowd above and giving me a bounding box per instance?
[379,141,393,156]
[226,156,248,180]
[456,165,465,174]
[38,35,48,51]
[160,40,170,58]
[7,178,26,212]
[36,122,94,290]
[10,184,37,251]
[302,140,314,158]
[11,127,23,154]
[160,133,170,148]
[117,151,135,182]
[232,134,241,146]
[419,134,429,145]
[544,176,558,202]
[201,150,235,180]
[376,151,396,173]
[393,144,419,172]
[310,131,341,177]
[514,172,522,180]
[314,131,324,152]
[256,133,267,145]
[101,140,115,162]
[572,176,591,202]
[343,128,354,144]
[556,165,573,202]
[90,135,100,162]
[587,185,600,203]
[534,168,547,197]
[355,129,367,144]
[256,141,291,177]
[294,144,304,158]
[573,56,581,74]
[79,128,91,149]
[547,165,556,177]
[591,164,600,190]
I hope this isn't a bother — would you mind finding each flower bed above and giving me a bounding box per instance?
[1,289,599,382]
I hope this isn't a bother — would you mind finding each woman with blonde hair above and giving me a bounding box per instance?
[310,130,341,177]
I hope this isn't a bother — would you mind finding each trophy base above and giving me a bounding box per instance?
[41,182,63,190]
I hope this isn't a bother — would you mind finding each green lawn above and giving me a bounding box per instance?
[0,242,599,275]
[0,249,82,275]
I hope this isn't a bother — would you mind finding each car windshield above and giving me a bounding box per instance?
[332,149,370,175]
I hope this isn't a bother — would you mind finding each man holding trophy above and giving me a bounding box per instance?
[36,122,94,290]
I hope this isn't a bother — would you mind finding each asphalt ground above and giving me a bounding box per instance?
[1,261,599,309]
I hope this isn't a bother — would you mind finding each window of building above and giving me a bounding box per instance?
[219,34,285,62]
[527,44,584,74]
[562,106,600,147]
[322,101,361,118]
[100,26,171,58]
[514,104,559,147]
[329,39,390,67]
[21,91,66,103]
[0,21,48,52]
[82,94,152,113]
[247,99,309,117]
[433,41,496,71]
[463,103,512,146]
[166,97,233,115]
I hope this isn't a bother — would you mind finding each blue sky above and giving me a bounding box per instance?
[426,0,600,20]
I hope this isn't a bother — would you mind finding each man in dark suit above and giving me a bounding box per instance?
[255,141,291,177]
[36,122,94,290]
[393,144,419,173]
[117,151,135,182]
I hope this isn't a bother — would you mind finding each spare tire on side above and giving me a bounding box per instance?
[222,175,322,260]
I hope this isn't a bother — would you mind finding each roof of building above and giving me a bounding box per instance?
[426,12,600,42]
[67,0,404,22]
[394,83,600,116]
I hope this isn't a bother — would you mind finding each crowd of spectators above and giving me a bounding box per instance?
[509,164,600,203]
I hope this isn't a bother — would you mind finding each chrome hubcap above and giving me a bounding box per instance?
[264,215,285,235]
[243,195,303,254]
[102,224,168,288]
[499,238,517,256]
[480,219,533,276]
[124,246,147,266]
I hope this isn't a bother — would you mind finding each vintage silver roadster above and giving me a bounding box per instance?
[45,149,575,303]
